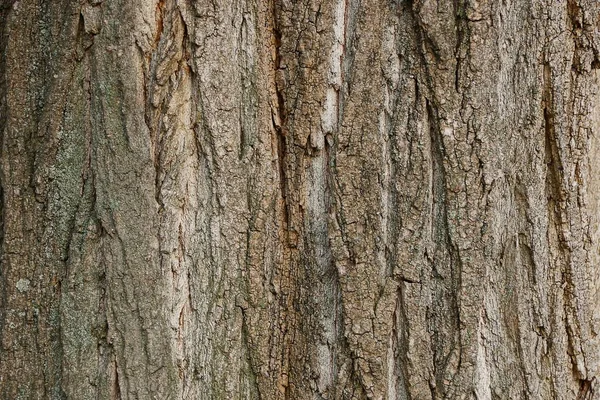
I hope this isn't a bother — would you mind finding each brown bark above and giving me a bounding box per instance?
[1,0,600,399]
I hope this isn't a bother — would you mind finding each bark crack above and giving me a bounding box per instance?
[270,3,292,243]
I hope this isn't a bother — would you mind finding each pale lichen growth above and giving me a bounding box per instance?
[15,279,30,293]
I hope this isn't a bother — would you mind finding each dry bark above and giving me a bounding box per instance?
[1,0,600,399]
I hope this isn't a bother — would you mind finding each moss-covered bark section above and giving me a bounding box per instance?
[1,0,600,399]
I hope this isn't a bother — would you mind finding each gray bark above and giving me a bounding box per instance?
[1,0,600,399]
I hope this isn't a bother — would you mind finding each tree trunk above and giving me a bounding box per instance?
[1,0,600,399]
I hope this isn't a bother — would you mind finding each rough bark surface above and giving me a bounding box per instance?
[1,0,600,399]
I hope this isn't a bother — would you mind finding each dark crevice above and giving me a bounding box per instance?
[75,11,96,60]
[155,0,166,46]
[145,3,191,214]
[576,377,596,400]
[543,58,588,383]
[405,1,467,390]
[393,285,412,400]
[542,61,567,246]
[566,0,599,73]
[338,0,358,125]
[239,303,263,399]
[452,0,469,93]
[0,2,7,353]
[95,270,111,396]
[271,3,292,240]
[426,100,454,273]
[238,10,257,161]
[518,233,536,286]
[566,0,582,31]
[0,0,23,393]
[426,99,463,396]
[113,356,122,400]
[404,0,450,66]
[273,114,290,235]
[0,182,5,349]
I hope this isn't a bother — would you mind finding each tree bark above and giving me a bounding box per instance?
[1,0,600,399]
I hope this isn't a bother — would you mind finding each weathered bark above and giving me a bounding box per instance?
[1,0,600,399]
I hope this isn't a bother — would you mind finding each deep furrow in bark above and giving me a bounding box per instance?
[1,0,600,399]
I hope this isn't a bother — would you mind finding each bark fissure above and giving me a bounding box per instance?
[271,8,291,240]
[2,0,600,398]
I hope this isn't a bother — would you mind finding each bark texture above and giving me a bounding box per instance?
[1,0,600,399]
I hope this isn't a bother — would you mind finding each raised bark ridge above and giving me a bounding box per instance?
[1,0,600,399]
